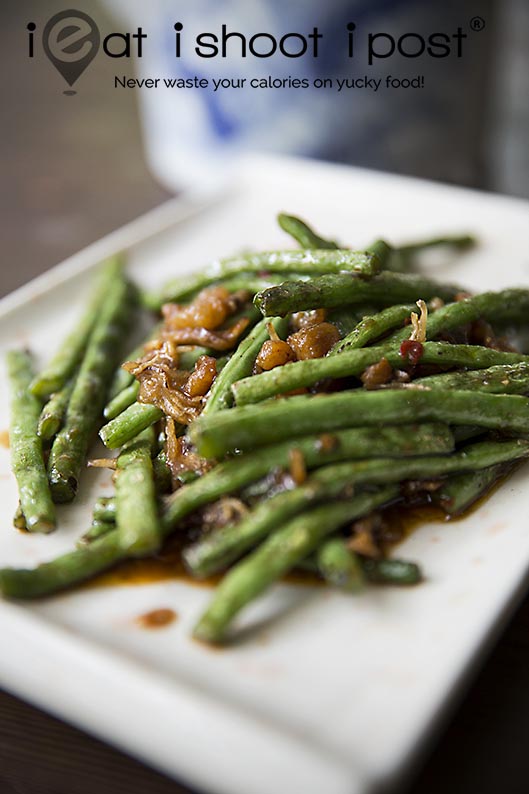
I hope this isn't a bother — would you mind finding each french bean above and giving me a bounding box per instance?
[78,520,115,546]
[370,234,474,273]
[328,306,379,337]
[13,503,27,531]
[232,342,528,405]
[149,250,378,308]
[193,487,399,644]
[384,289,529,350]
[0,532,128,598]
[361,557,422,585]
[191,388,529,458]
[412,362,529,394]
[277,213,338,249]
[330,304,416,355]
[115,428,160,555]
[6,350,56,532]
[397,233,475,257]
[30,257,123,399]
[316,539,365,592]
[166,421,452,522]
[37,379,75,441]
[99,402,163,449]
[93,496,116,524]
[255,271,462,317]
[48,270,135,502]
[0,424,451,599]
[184,440,528,576]
[433,463,512,516]
[104,381,140,420]
[202,317,287,415]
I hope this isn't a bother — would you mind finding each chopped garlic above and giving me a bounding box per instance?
[409,299,428,343]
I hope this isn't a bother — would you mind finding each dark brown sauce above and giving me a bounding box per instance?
[85,535,322,590]
[136,608,177,629]
[85,469,512,591]
[0,430,9,448]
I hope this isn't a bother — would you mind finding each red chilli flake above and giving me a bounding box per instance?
[400,339,424,365]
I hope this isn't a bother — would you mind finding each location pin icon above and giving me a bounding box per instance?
[43,10,100,94]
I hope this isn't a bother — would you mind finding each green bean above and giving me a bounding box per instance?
[277,213,338,249]
[366,239,393,267]
[184,469,351,578]
[48,270,135,502]
[367,234,474,273]
[142,275,309,312]
[301,552,422,584]
[193,486,399,644]
[328,306,379,337]
[191,389,529,459]
[255,272,462,317]
[384,289,529,350]
[232,342,528,406]
[167,422,452,526]
[148,250,377,309]
[0,532,127,598]
[397,233,476,258]
[104,382,140,420]
[330,304,416,355]
[37,379,75,441]
[13,503,27,531]
[115,428,160,555]
[0,419,452,599]
[361,558,422,585]
[30,257,123,399]
[93,496,116,524]
[379,234,475,273]
[77,520,115,547]
[153,450,172,492]
[412,362,529,394]
[202,317,288,415]
[184,439,527,577]
[99,402,163,449]
[316,539,365,592]
[6,350,56,533]
[433,463,512,516]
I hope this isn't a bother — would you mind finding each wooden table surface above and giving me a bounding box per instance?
[2,2,529,792]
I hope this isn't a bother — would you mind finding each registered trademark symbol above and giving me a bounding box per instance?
[470,16,485,32]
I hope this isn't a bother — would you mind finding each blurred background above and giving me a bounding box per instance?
[1,0,528,297]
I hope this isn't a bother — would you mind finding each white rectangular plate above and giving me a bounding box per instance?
[1,155,529,794]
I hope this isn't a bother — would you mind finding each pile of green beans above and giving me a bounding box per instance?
[4,213,529,646]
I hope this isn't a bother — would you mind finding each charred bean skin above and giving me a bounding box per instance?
[254,272,462,317]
